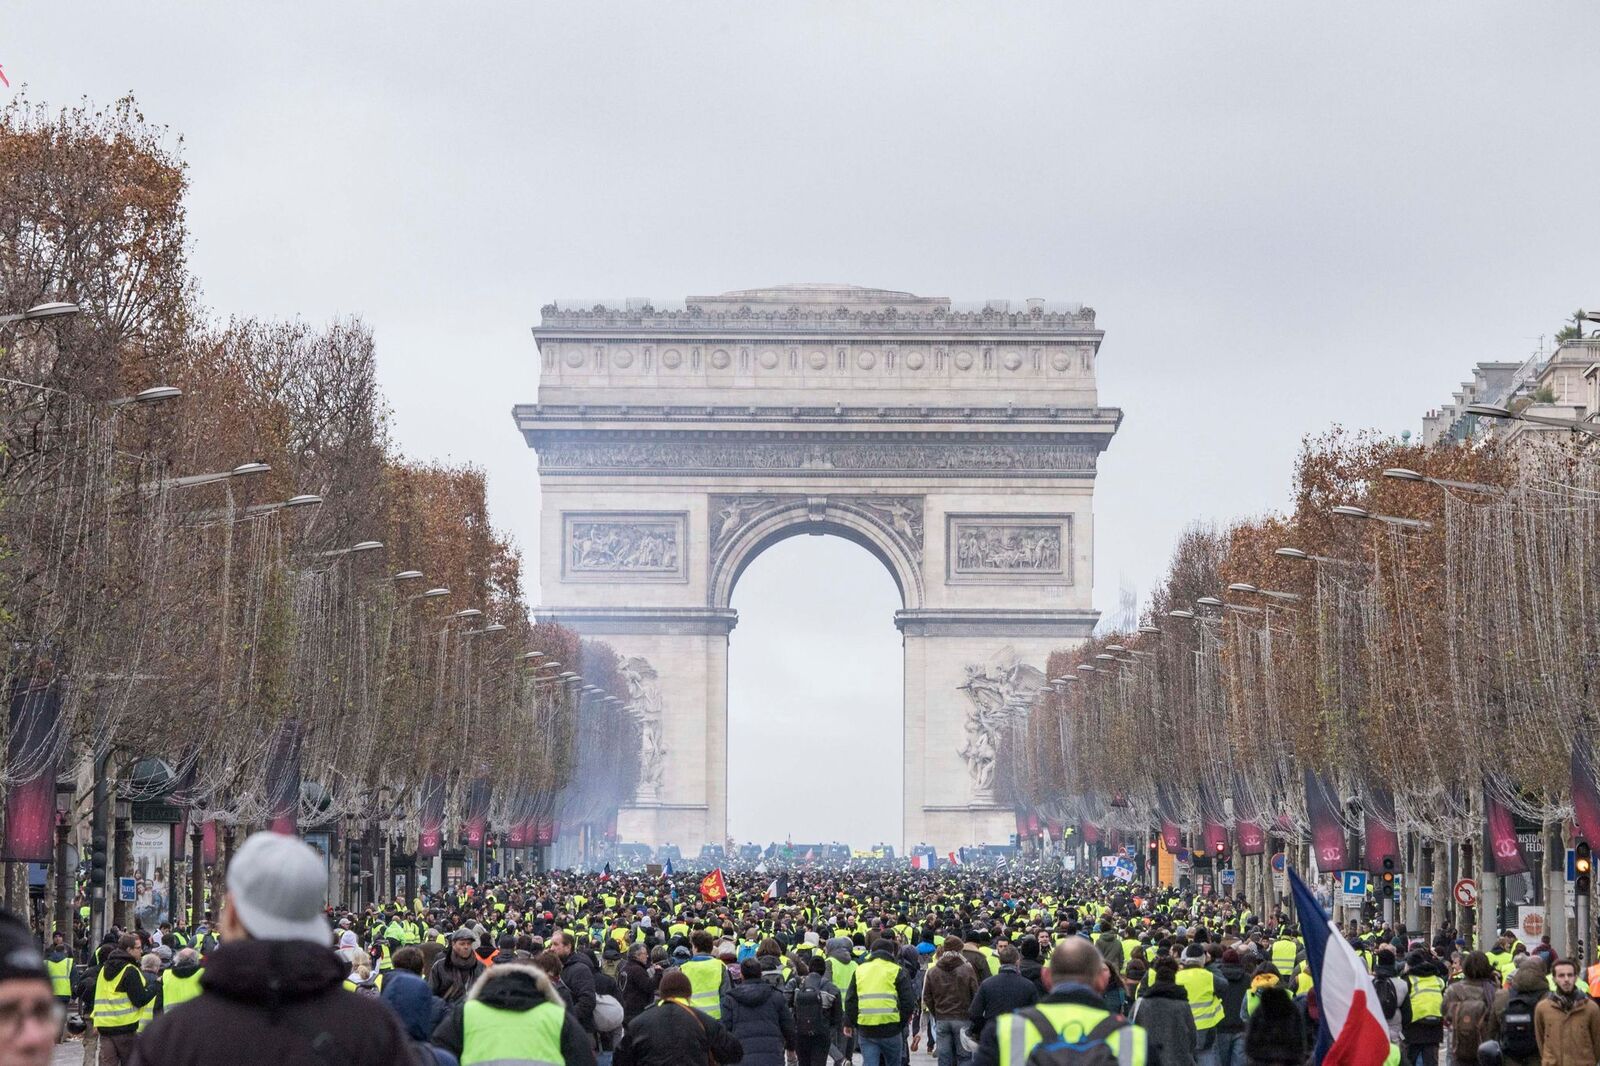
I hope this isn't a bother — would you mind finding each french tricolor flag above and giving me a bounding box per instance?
[1290,868,1395,1066]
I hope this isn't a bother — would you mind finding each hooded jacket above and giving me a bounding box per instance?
[1132,980,1199,1066]
[91,947,157,1034]
[922,951,979,1020]
[1535,986,1600,1066]
[380,971,458,1066]
[431,961,595,1066]
[724,978,795,1066]
[126,938,420,1066]
[1243,985,1307,1066]
[1210,960,1250,1034]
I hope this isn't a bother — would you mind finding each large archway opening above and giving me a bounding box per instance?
[727,534,904,851]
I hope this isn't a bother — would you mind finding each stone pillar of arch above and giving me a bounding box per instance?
[516,284,1119,855]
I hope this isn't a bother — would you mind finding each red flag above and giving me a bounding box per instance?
[699,868,728,903]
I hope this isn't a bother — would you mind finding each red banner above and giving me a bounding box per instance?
[699,868,728,903]
[1202,819,1228,858]
[1363,787,1401,874]
[1081,819,1101,845]
[1237,820,1266,855]
[262,720,301,837]
[416,776,446,859]
[1046,818,1065,843]
[1484,789,1528,876]
[463,777,492,848]
[2,677,61,863]
[1304,769,1349,871]
[202,820,218,866]
[1160,819,1182,851]
[1574,739,1600,848]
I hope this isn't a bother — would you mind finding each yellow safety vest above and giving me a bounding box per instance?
[853,957,902,1026]
[1270,938,1299,971]
[46,957,73,998]
[998,1000,1148,1066]
[830,957,858,997]
[1175,966,1224,1030]
[680,958,726,1019]
[979,946,1001,976]
[92,965,141,1029]
[163,968,204,1008]
[461,999,566,1066]
[1407,974,1444,1021]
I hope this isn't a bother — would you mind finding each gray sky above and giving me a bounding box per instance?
[11,2,1599,848]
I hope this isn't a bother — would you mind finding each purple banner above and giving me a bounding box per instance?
[1484,789,1529,876]
[1160,819,1183,851]
[1202,819,1229,858]
[1363,786,1401,874]
[3,677,61,863]
[1237,820,1266,855]
[416,776,446,859]
[262,720,301,836]
[1574,738,1600,848]
[1304,769,1350,871]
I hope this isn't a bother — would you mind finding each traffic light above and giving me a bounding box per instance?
[89,839,107,889]
[1149,837,1159,854]
[1381,856,1396,899]
[1213,839,1227,860]
[1577,841,1591,894]
[348,842,362,879]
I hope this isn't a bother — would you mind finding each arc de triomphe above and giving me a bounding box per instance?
[515,285,1119,853]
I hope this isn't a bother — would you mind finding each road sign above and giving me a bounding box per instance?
[1419,885,1434,908]
[1339,870,1368,907]
[1221,868,1237,886]
[118,876,136,903]
[1454,878,1479,908]
[1271,852,1287,873]
[1271,851,1287,893]
[1568,848,1578,884]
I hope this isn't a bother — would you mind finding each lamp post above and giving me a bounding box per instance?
[190,820,206,933]
[1381,467,1504,495]
[1467,402,1600,439]
[1331,505,1432,530]
[54,783,73,945]
[1274,546,1362,567]
[113,798,133,931]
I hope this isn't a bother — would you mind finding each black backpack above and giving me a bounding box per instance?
[1501,992,1540,1060]
[793,976,828,1038]
[1373,976,1399,1020]
[1017,1006,1132,1066]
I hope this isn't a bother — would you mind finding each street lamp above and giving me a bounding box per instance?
[0,301,81,324]
[1467,402,1600,438]
[1168,609,1196,619]
[1381,467,1504,495]
[1275,546,1361,567]
[241,494,323,516]
[1139,624,1162,635]
[393,570,424,581]
[320,540,384,557]
[1227,582,1302,603]
[409,587,450,604]
[1331,505,1432,530]
[143,461,271,492]
[109,385,183,408]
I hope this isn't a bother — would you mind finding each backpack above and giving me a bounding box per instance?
[1500,991,1539,1060]
[1373,976,1399,1020]
[593,993,625,1033]
[1448,985,1494,1064]
[793,976,828,1038]
[1017,1006,1131,1066]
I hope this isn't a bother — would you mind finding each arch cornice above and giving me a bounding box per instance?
[708,494,925,610]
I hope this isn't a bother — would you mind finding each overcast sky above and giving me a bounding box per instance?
[11,2,1599,848]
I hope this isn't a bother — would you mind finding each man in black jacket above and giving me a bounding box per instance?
[615,970,744,1066]
[618,942,658,1022]
[554,930,599,1037]
[428,929,485,1004]
[966,945,1040,1045]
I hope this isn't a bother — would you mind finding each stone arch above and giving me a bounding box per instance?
[708,495,925,611]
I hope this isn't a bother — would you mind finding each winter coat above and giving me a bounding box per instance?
[723,979,794,1066]
[563,951,600,1036]
[1210,962,1250,1034]
[431,962,594,1066]
[922,952,979,1020]
[90,948,157,1034]
[615,998,745,1066]
[1401,958,1447,1045]
[1130,980,1198,1066]
[427,950,485,1004]
[1018,955,1046,995]
[1242,985,1306,1066]
[967,965,1040,1043]
[127,938,421,1066]
[1096,931,1125,969]
[619,958,658,1021]
[379,971,458,1066]
[844,948,916,1039]
[1493,961,1553,1060]
[1535,991,1600,1066]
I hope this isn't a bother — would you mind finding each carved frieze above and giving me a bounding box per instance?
[538,439,1097,477]
[947,514,1072,585]
[710,494,924,565]
[562,512,687,582]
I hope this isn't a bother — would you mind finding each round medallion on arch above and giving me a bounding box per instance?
[661,349,683,370]
[612,348,635,369]
[758,349,780,370]
[856,350,876,370]
[564,348,587,368]
[1002,350,1023,371]
[1051,350,1071,372]
[904,351,925,371]
[953,350,975,371]
[807,350,828,370]
[710,348,731,370]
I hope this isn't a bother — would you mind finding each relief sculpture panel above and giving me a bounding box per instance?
[946,514,1072,585]
[563,512,688,582]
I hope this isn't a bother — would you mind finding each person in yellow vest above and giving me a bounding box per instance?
[87,932,156,1064]
[1175,943,1227,1060]
[43,931,73,1041]
[432,960,592,1064]
[977,937,1148,1066]
[679,930,732,1020]
[844,937,914,1066]
[136,952,164,1031]
[162,947,204,1010]
[1400,951,1446,1064]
